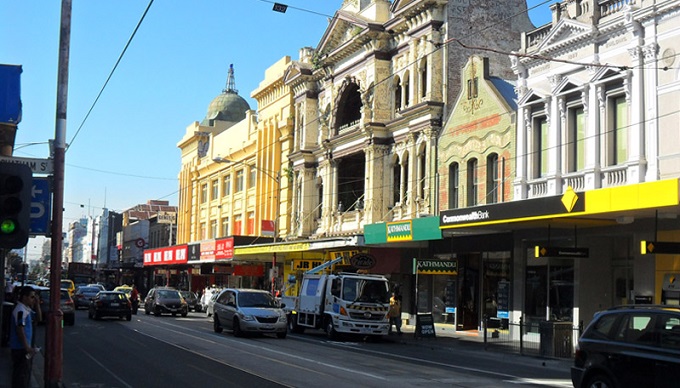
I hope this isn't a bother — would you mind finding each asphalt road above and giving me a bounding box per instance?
[30,309,572,388]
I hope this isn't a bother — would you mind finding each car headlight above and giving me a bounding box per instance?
[278,314,287,323]
[239,313,255,321]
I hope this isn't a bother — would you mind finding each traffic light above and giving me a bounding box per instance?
[0,162,32,248]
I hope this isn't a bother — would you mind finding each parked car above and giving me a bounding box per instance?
[88,291,132,321]
[73,286,101,309]
[60,279,75,296]
[87,283,106,291]
[212,288,287,338]
[144,287,188,317]
[571,305,680,388]
[180,290,200,312]
[35,286,75,326]
[205,292,219,317]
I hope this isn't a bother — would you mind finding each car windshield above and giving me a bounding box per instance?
[78,287,99,294]
[180,291,194,299]
[60,281,72,288]
[237,292,276,308]
[342,278,389,303]
[158,290,180,299]
[100,293,126,301]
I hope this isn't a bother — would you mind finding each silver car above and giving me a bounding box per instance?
[212,289,287,338]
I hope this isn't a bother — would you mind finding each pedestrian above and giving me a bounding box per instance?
[9,286,39,388]
[388,292,402,335]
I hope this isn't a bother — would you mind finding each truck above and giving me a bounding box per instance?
[281,258,391,340]
[67,262,95,286]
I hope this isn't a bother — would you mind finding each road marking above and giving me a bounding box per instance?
[79,348,134,388]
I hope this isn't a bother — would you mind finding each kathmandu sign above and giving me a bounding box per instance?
[416,260,458,275]
[386,220,413,242]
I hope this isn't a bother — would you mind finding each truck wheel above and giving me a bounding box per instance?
[325,316,338,340]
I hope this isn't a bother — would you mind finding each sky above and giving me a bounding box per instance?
[1,0,558,260]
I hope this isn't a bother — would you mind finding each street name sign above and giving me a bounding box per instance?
[0,155,54,174]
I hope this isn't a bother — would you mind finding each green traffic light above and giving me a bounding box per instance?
[0,218,16,234]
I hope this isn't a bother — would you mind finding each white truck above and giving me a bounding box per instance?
[281,258,391,339]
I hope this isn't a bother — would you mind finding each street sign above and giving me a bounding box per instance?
[30,177,51,235]
[640,240,680,254]
[535,246,589,258]
[0,155,53,174]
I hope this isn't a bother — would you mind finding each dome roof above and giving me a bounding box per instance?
[205,91,250,123]
[203,64,250,124]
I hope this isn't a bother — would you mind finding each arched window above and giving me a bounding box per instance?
[420,58,427,99]
[486,153,499,204]
[418,148,426,199]
[449,162,459,209]
[467,158,478,206]
[403,71,411,107]
[393,161,401,205]
[394,76,402,112]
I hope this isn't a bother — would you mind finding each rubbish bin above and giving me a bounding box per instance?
[1,301,15,347]
[539,321,573,358]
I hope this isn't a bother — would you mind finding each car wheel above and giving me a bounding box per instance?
[126,314,132,321]
[145,305,150,315]
[65,314,74,326]
[154,307,161,317]
[181,311,187,318]
[172,313,177,317]
[88,310,93,320]
[94,312,101,320]
[213,315,223,333]
[233,318,243,337]
[195,305,202,313]
[276,331,287,339]
[583,374,614,388]
[325,316,338,340]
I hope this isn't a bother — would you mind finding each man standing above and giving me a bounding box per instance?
[389,292,402,335]
[9,286,39,388]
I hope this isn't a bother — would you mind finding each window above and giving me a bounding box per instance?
[467,77,478,100]
[200,222,206,240]
[449,162,459,209]
[611,95,628,165]
[418,151,426,199]
[211,179,219,201]
[236,170,244,192]
[404,71,410,107]
[210,220,217,238]
[420,58,428,99]
[486,153,499,204]
[393,163,401,205]
[222,175,231,196]
[233,214,242,235]
[467,158,478,206]
[248,166,256,189]
[534,116,549,178]
[317,182,323,219]
[568,106,586,172]
[221,217,229,237]
[247,211,254,235]
[200,183,208,204]
[394,77,402,112]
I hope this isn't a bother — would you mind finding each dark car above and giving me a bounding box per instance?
[88,291,132,321]
[144,287,188,317]
[571,305,680,388]
[212,288,287,338]
[35,286,75,326]
[180,290,200,312]
[74,286,101,309]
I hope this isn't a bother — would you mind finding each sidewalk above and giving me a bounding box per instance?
[1,346,43,388]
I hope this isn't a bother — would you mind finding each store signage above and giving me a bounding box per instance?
[416,260,458,275]
[640,240,680,255]
[535,246,589,258]
[143,245,188,266]
[215,237,234,260]
[386,220,413,242]
[157,211,176,224]
[349,253,376,269]
[200,240,215,261]
[293,259,324,271]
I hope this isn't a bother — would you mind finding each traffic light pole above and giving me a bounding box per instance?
[46,1,71,386]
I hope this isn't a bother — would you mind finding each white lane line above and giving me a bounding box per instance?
[133,319,386,381]
[80,348,134,388]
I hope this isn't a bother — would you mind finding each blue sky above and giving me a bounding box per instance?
[1,0,557,246]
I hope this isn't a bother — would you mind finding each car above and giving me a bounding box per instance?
[212,288,287,339]
[180,290,200,312]
[35,287,75,326]
[73,286,101,309]
[88,291,132,321]
[113,285,133,298]
[144,287,188,317]
[571,305,680,388]
[205,292,219,317]
[60,279,76,296]
[87,283,106,291]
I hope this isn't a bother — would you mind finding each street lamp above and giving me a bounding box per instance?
[213,156,281,294]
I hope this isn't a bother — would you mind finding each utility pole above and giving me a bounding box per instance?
[46,1,71,386]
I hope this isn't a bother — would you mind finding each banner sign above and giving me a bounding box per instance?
[143,245,188,266]
[386,220,413,242]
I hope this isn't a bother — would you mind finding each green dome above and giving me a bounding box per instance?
[205,91,250,123]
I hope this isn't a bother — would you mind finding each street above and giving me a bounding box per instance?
[24,309,574,388]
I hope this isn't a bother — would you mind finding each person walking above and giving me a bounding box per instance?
[388,292,402,335]
[9,286,39,388]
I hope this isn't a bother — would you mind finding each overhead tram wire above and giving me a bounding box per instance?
[67,0,155,152]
